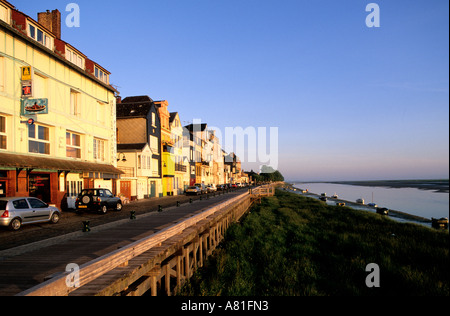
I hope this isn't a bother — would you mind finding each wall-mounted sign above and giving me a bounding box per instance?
[21,66,33,81]
[21,99,48,115]
[21,80,33,98]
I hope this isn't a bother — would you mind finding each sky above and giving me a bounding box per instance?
[13,0,449,181]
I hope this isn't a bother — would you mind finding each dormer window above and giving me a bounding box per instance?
[0,3,10,24]
[28,22,53,50]
[94,66,109,84]
[66,47,85,69]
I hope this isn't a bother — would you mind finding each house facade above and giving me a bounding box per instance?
[170,112,188,195]
[155,100,175,196]
[0,2,121,208]
[116,96,162,199]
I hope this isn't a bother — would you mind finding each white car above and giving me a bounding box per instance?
[0,197,61,231]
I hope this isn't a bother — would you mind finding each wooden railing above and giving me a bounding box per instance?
[250,184,276,198]
[18,192,251,296]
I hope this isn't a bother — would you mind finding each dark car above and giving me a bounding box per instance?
[76,188,122,214]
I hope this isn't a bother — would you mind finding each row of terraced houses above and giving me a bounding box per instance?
[0,1,248,209]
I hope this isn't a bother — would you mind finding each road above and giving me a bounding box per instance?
[0,189,248,252]
[0,188,250,296]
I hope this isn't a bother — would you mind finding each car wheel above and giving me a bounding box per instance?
[9,218,22,231]
[50,212,60,224]
[116,202,123,211]
[100,205,108,214]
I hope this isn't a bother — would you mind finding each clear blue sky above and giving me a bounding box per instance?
[14,0,449,181]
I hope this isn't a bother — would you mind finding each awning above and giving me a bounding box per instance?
[0,152,124,176]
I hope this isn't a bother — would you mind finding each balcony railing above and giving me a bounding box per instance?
[175,163,187,172]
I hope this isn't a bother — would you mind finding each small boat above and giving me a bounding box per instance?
[25,102,46,112]
[332,193,338,199]
[376,208,389,216]
[321,193,327,197]
[319,196,327,202]
[336,202,346,207]
[432,218,449,229]
[368,203,378,208]
[356,198,365,204]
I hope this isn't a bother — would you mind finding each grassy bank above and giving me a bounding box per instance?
[179,190,449,296]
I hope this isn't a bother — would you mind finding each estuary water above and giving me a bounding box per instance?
[292,182,449,220]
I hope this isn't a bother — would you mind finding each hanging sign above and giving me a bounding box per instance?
[21,99,48,115]
[21,80,33,98]
[21,66,33,81]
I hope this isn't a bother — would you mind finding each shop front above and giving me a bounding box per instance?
[0,152,123,209]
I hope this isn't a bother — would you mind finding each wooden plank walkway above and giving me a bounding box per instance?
[0,190,249,296]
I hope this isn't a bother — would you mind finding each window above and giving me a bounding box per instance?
[28,23,53,50]
[97,102,106,124]
[27,198,47,208]
[93,138,105,161]
[0,57,4,91]
[29,124,50,155]
[0,4,10,24]
[34,74,47,99]
[70,90,80,116]
[0,116,6,150]
[150,136,159,154]
[66,180,83,197]
[13,199,29,210]
[66,131,81,158]
[66,47,85,69]
[94,66,109,84]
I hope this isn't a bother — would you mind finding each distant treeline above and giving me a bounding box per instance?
[248,166,284,183]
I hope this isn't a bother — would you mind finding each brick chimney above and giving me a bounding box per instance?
[37,9,61,39]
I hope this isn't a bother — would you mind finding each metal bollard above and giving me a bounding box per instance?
[158,205,163,212]
[190,198,193,204]
[130,210,136,220]
[177,201,181,207]
[82,221,90,233]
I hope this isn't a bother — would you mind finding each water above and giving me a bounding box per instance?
[292,182,449,220]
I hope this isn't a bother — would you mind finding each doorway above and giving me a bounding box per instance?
[29,174,51,203]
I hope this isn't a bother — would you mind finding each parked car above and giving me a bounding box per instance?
[75,188,122,214]
[207,184,217,193]
[0,197,61,231]
[194,183,208,195]
[216,184,226,191]
[186,186,202,196]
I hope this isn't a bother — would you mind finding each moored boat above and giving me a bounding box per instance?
[376,207,389,216]
[356,198,365,204]
[432,218,449,229]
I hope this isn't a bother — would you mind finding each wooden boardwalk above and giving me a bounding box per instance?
[0,190,256,296]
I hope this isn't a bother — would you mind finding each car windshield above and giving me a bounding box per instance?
[0,201,7,210]
[81,190,96,196]
[188,186,197,189]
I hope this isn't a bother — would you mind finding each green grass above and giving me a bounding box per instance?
[178,190,449,296]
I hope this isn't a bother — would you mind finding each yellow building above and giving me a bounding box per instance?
[0,2,121,208]
[155,100,175,196]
